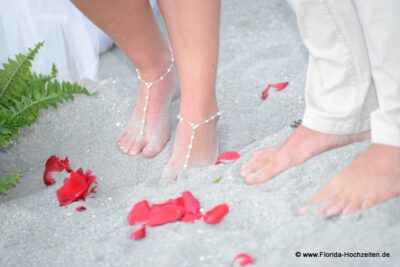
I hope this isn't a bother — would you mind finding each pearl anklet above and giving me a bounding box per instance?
[177,111,221,170]
[135,48,174,138]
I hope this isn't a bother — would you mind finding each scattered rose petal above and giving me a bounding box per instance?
[272,81,289,91]
[128,200,151,226]
[127,192,231,239]
[75,206,86,212]
[233,253,255,267]
[261,84,272,100]
[181,210,203,223]
[145,203,185,227]
[203,203,229,224]
[56,168,97,206]
[130,225,146,240]
[261,81,289,100]
[43,155,71,185]
[213,176,223,183]
[181,191,200,214]
[215,151,240,165]
[165,197,184,207]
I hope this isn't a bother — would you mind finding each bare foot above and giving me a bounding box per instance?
[241,125,370,185]
[117,66,176,158]
[162,109,219,180]
[299,144,400,217]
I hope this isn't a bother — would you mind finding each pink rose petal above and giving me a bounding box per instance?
[203,203,229,224]
[75,206,86,212]
[128,200,151,226]
[130,225,146,240]
[215,151,240,165]
[145,203,185,227]
[233,253,255,267]
[272,81,289,91]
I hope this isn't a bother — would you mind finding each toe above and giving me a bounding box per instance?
[241,159,266,177]
[117,132,128,149]
[160,162,181,183]
[143,143,163,158]
[128,136,147,155]
[117,130,128,145]
[244,159,282,185]
[121,136,135,154]
[361,197,379,210]
[316,197,347,217]
[310,182,339,206]
[342,198,364,214]
[241,147,279,178]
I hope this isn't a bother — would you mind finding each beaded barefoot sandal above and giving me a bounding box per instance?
[135,47,175,139]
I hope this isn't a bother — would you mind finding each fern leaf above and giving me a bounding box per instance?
[0,172,22,194]
[10,79,93,124]
[0,42,44,104]
[0,42,94,148]
[0,110,26,147]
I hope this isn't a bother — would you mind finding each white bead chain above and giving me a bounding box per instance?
[135,48,174,138]
[177,111,221,170]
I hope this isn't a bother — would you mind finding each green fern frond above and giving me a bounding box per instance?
[0,42,94,147]
[0,111,26,147]
[0,172,22,194]
[0,42,44,105]
[9,79,92,124]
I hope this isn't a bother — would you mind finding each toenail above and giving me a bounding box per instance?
[361,200,372,209]
[251,172,263,180]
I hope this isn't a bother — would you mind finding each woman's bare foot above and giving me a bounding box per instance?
[299,144,400,217]
[162,108,219,180]
[117,66,176,158]
[241,125,370,185]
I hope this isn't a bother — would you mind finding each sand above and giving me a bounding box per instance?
[1,0,399,266]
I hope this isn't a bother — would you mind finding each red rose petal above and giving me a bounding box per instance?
[165,197,185,207]
[272,81,289,91]
[43,155,70,185]
[130,225,146,240]
[261,82,289,100]
[181,210,203,223]
[145,203,185,227]
[215,151,240,165]
[181,191,200,214]
[75,206,86,212]
[56,169,96,206]
[128,200,151,226]
[261,84,271,100]
[233,253,255,267]
[203,203,229,224]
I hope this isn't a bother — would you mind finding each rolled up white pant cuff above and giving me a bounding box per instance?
[302,112,371,135]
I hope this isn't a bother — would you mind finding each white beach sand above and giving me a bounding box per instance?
[1,1,399,266]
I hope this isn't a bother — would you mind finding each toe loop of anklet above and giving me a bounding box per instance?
[135,46,174,138]
[177,111,221,171]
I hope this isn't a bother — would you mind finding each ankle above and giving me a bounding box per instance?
[179,101,218,121]
[136,51,173,82]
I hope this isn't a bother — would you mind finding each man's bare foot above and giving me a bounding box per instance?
[162,109,219,180]
[117,67,176,158]
[241,125,370,185]
[299,144,400,217]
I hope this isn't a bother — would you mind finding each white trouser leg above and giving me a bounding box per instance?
[352,0,400,147]
[287,0,378,135]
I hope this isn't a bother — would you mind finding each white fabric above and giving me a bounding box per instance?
[352,0,400,147]
[288,0,400,147]
[0,0,113,82]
